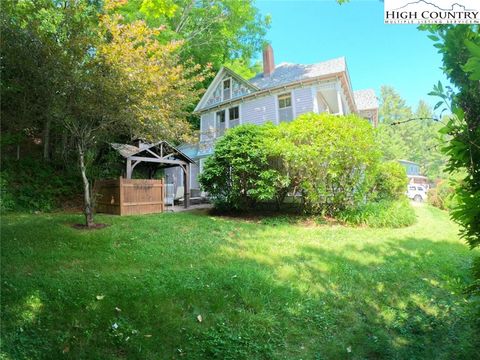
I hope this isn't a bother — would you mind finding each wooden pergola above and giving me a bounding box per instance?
[111,141,196,208]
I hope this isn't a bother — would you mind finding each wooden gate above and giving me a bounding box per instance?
[94,178,164,215]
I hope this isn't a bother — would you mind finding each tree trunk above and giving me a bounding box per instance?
[16,144,20,160]
[43,118,51,161]
[61,131,68,162]
[78,143,94,227]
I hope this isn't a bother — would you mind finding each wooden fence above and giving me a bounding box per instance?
[94,178,164,216]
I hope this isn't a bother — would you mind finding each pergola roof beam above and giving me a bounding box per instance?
[128,156,188,166]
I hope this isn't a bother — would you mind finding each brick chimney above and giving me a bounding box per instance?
[263,44,275,77]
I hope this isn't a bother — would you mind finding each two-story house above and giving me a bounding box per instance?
[166,45,379,194]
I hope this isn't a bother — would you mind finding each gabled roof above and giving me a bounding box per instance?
[194,67,259,112]
[249,57,346,90]
[353,89,378,111]
[195,56,378,114]
[111,141,195,164]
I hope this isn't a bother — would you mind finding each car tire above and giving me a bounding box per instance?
[414,195,422,202]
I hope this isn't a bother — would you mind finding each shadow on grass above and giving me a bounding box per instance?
[1,213,478,359]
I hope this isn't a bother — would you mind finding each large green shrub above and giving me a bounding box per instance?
[0,172,15,212]
[428,180,457,211]
[202,113,381,214]
[1,158,80,212]
[267,113,380,214]
[372,161,408,201]
[199,124,287,211]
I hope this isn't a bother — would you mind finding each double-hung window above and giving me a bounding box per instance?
[278,93,293,122]
[229,106,240,128]
[216,110,226,137]
[223,79,231,101]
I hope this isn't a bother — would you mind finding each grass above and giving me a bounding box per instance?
[338,198,416,228]
[1,205,478,359]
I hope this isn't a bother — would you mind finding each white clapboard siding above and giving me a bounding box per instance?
[241,95,277,125]
[190,163,200,190]
[200,112,215,141]
[293,87,314,116]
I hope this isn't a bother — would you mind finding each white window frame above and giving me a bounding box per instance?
[222,78,232,101]
[228,106,240,128]
[277,92,294,122]
[216,110,226,137]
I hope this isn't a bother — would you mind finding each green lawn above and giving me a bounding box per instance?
[1,205,478,359]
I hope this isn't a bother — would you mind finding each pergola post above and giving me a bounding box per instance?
[126,159,133,179]
[184,163,190,208]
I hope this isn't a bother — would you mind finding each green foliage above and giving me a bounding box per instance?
[116,0,270,70]
[199,124,285,211]
[463,39,480,80]
[372,161,408,201]
[202,114,381,215]
[422,24,480,302]
[223,58,262,79]
[376,87,447,180]
[0,172,15,212]
[268,113,380,214]
[1,0,211,225]
[428,180,457,211]
[423,27,480,247]
[1,159,80,212]
[339,198,416,228]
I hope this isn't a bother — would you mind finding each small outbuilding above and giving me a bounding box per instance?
[113,140,196,208]
[95,141,197,215]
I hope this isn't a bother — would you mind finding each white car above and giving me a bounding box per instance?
[407,185,428,202]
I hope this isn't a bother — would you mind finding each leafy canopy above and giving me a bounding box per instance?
[115,0,271,69]
[376,86,448,180]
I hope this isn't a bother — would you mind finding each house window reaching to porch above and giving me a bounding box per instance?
[223,79,231,100]
[278,93,293,122]
[229,106,240,128]
[216,110,226,137]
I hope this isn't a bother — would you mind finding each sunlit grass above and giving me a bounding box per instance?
[1,205,478,359]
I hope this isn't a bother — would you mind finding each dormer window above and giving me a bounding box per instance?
[278,93,293,122]
[223,79,231,100]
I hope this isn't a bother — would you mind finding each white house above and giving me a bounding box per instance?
[166,45,379,193]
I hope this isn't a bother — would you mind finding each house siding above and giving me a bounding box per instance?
[164,162,201,196]
[241,95,277,126]
[200,112,215,142]
[293,87,314,116]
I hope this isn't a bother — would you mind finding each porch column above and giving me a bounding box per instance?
[336,87,344,115]
[183,163,190,208]
[311,87,319,114]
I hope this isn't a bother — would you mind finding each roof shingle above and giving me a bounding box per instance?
[249,57,346,90]
[353,89,378,110]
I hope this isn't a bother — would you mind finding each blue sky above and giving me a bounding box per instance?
[255,0,450,111]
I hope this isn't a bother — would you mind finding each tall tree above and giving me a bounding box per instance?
[0,0,61,160]
[116,0,271,69]
[376,86,447,180]
[1,0,209,226]
[223,58,262,79]
[423,25,480,297]
[376,86,411,161]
